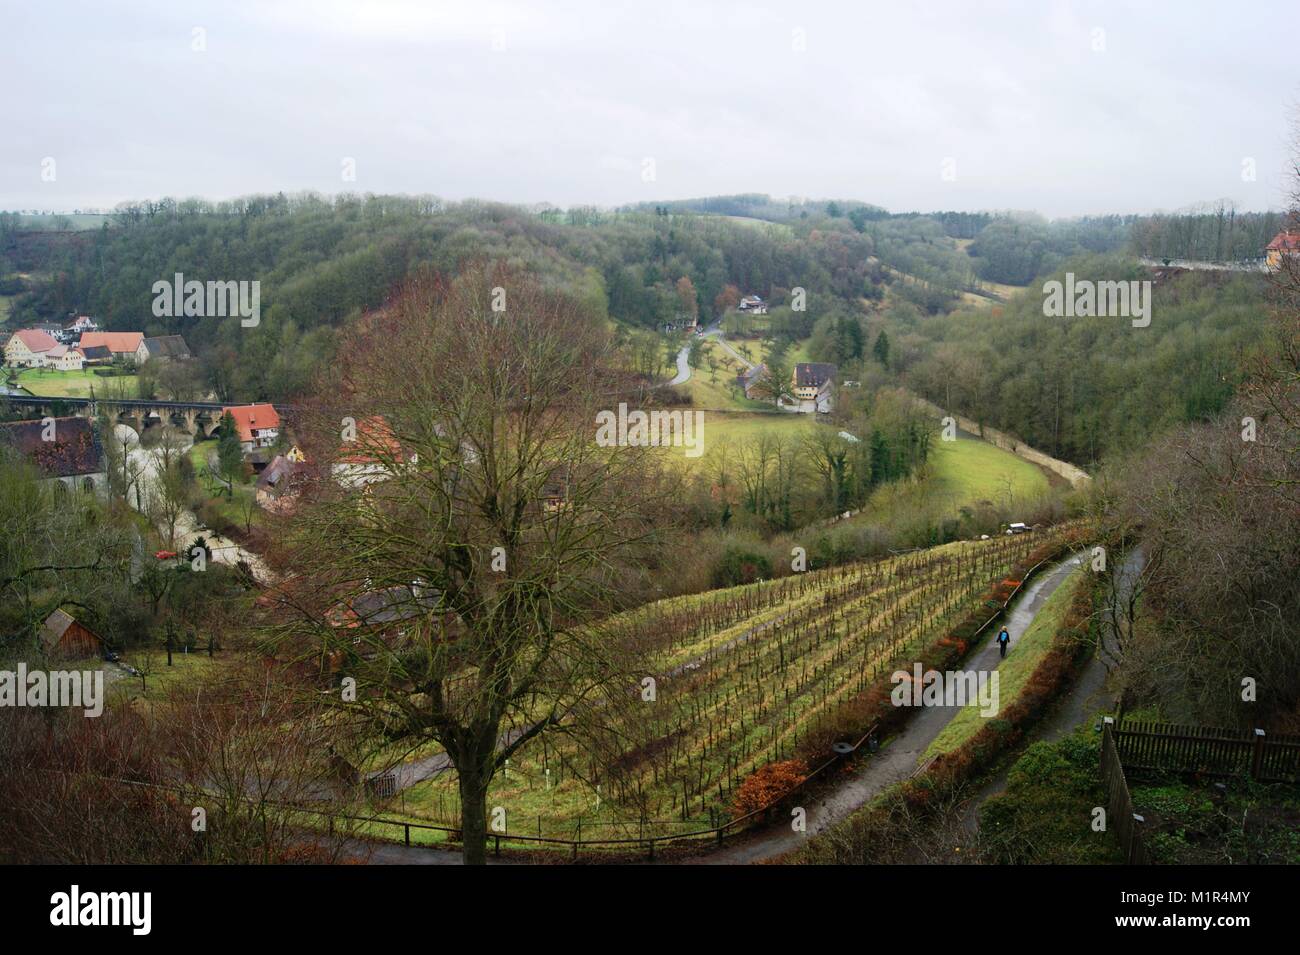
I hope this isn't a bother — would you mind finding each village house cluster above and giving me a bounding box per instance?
[3,316,191,371]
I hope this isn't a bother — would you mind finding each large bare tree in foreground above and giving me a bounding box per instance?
[269,264,677,863]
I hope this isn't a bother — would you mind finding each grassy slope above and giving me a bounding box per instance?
[925,434,1051,510]
[924,564,1085,757]
[979,727,1125,864]
[699,411,812,448]
[844,434,1051,529]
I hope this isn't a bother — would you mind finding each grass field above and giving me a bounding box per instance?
[699,411,813,448]
[370,530,1061,842]
[16,367,138,398]
[924,563,1086,757]
[647,409,813,473]
[925,434,1050,508]
[59,650,233,710]
[840,433,1052,531]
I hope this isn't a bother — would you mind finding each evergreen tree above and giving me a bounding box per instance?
[872,329,891,368]
[216,411,243,494]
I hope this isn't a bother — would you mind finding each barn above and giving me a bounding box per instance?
[40,609,106,659]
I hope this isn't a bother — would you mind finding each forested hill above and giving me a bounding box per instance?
[624,194,1133,286]
[898,255,1273,467]
[1,195,1278,448]
[1,196,885,400]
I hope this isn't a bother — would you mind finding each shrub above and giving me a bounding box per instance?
[196,499,237,539]
[712,546,773,588]
[732,759,807,818]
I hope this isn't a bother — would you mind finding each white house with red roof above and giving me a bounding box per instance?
[331,415,410,488]
[65,315,99,335]
[221,403,281,452]
[43,344,85,371]
[3,328,60,367]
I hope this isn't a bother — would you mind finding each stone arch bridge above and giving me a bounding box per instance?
[1,394,265,438]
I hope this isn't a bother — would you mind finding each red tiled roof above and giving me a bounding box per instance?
[337,415,403,465]
[0,416,104,478]
[8,329,58,353]
[1267,232,1300,251]
[77,331,143,354]
[221,404,281,444]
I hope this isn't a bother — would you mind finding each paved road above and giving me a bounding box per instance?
[669,341,692,385]
[955,546,1144,836]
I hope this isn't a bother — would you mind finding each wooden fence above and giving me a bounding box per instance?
[1100,720,1151,864]
[1113,720,1300,784]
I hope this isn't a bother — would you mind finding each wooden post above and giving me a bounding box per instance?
[404,824,410,847]
[1251,728,1266,781]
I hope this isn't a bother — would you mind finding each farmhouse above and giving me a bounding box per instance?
[65,315,99,336]
[782,362,836,414]
[77,330,144,360]
[136,334,192,363]
[737,295,768,315]
[221,403,281,452]
[0,416,107,493]
[1265,231,1300,270]
[43,345,85,371]
[319,581,451,673]
[40,609,106,659]
[3,328,60,367]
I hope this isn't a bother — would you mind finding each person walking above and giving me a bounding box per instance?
[996,627,1010,659]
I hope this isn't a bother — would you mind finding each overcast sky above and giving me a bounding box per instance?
[4,0,1296,217]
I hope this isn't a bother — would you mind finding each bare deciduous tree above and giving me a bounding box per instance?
[269,264,678,864]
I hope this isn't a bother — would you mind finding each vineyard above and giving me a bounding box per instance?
[387,528,1070,843]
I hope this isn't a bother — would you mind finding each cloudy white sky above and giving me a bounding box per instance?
[3,0,1296,217]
